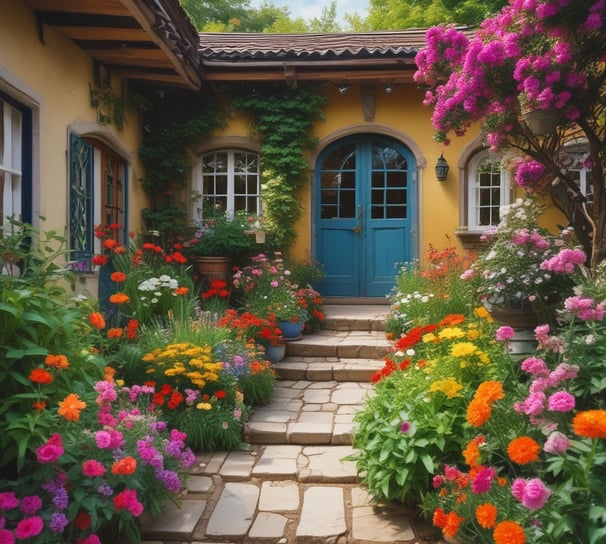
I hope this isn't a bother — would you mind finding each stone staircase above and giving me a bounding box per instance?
[141,304,443,544]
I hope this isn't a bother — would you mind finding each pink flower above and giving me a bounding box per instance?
[82,459,106,477]
[519,478,552,510]
[543,431,569,454]
[520,357,550,377]
[547,391,575,412]
[400,421,411,433]
[19,496,42,516]
[94,430,112,449]
[14,516,44,539]
[76,535,102,544]
[0,492,19,510]
[0,528,14,544]
[35,433,64,464]
[432,475,444,488]
[471,467,496,494]
[496,326,515,341]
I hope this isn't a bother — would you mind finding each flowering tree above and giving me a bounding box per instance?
[414,0,606,270]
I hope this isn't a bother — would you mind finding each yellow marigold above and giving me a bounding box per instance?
[507,436,540,465]
[429,378,463,399]
[142,353,156,362]
[572,410,606,439]
[474,381,505,404]
[466,328,481,340]
[474,306,493,321]
[197,402,212,410]
[475,503,497,529]
[451,342,478,357]
[422,332,438,343]
[438,327,465,340]
[466,398,491,427]
[493,520,526,544]
[478,352,490,364]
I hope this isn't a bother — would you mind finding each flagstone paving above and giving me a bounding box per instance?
[141,304,445,544]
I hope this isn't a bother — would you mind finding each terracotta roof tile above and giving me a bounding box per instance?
[198,30,433,60]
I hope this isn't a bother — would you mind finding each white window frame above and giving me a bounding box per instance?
[1,99,23,228]
[467,150,511,231]
[193,149,261,223]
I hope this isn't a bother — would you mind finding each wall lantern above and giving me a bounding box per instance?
[435,154,449,181]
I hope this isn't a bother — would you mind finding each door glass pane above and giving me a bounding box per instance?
[322,143,356,170]
[370,145,408,220]
[320,145,357,219]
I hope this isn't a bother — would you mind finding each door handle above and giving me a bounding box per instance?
[352,205,363,234]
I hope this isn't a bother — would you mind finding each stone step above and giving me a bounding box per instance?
[285,329,391,359]
[142,444,432,544]
[243,379,374,446]
[322,303,388,332]
[275,356,384,382]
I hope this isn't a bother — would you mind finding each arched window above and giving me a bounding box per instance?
[194,149,260,221]
[467,150,511,230]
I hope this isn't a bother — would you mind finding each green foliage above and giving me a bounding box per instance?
[366,0,507,28]
[0,221,105,471]
[349,311,509,505]
[385,242,477,337]
[136,88,225,241]
[233,85,326,250]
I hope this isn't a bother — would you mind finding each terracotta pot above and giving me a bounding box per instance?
[193,256,233,283]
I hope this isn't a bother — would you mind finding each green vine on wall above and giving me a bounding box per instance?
[233,85,326,249]
[89,84,125,131]
[136,89,225,241]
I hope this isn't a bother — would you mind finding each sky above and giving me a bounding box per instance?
[249,0,370,24]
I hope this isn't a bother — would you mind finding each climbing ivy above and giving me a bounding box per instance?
[136,88,225,241]
[233,85,326,249]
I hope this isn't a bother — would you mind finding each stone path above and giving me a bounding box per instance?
[141,304,444,544]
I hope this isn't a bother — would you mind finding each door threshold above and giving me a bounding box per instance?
[323,297,390,305]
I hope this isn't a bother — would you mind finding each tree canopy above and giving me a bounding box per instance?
[415,0,606,270]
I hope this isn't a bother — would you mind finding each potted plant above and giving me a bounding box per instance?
[184,212,262,284]
[232,253,307,339]
[461,197,584,326]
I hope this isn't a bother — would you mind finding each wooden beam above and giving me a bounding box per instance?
[25,0,129,16]
[201,69,416,83]
[51,26,150,42]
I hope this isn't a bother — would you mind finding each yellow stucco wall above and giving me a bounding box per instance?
[1,1,149,291]
[211,82,475,264]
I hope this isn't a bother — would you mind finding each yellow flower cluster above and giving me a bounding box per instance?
[142,342,222,388]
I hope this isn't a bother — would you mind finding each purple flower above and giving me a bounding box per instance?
[97,484,113,497]
[49,512,69,533]
[547,391,575,412]
[520,478,552,510]
[496,326,515,341]
[400,421,411,433]
[52,487,68,511]
[543,432,569,455]
[156,469,181,492]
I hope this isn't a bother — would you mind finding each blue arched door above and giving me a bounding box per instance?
[314,135,417,297]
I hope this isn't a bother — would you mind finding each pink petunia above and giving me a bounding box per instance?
[82,459,106,477]
[496,326,515,341]
[35,434,64,464]
[14,516,44,539]
[543,432,569,455]
[547,391,575,412]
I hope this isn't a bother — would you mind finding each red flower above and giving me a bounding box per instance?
[74,512,91,530]
[215,390,227,399]
[92,254,108,266]
[29,368,54,385]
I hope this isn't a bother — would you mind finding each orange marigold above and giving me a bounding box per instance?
[493,520,526,544]
[174,286,189,296]
[32,400,47,412]
[104,366,116,382]
[58,393,86,421]
[44,354,69,369]
[29,368,54,385]
[475,503,497,529]
[432,507,447,529]
[443,511,465,538]
[572,410,606,439]
[109,293,130,304]
[440,314,466,327]
[88,312,106,329]
[474,381,505,403]
[466,398,491,427]
[107,328,123,339]
[463,435,485,467]
[110,271,127,282]
[111,456,137,475]
[507,436,540,465]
